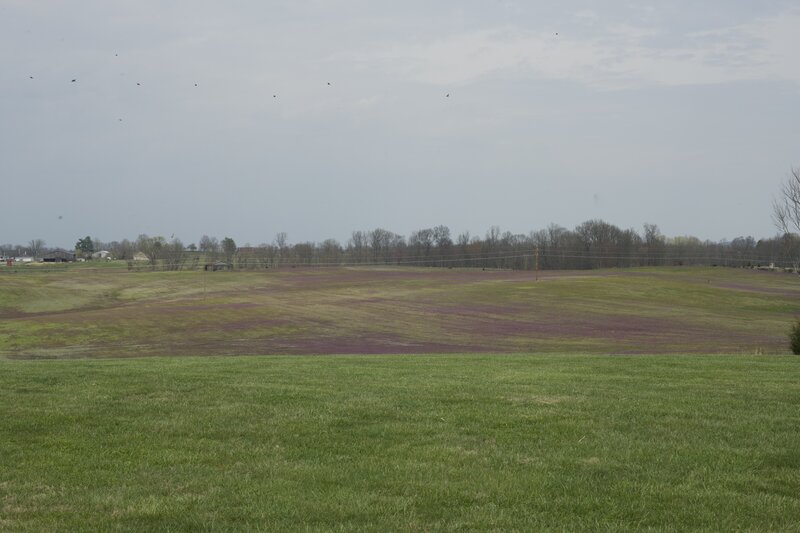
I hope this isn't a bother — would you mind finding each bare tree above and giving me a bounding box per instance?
[254,244,273,269]
[28,239,45,258]
[369,228,400,263]
[274,232,288,266]
[773,167,800,271]
[137,234,165,269]
[409,228,434,264]
[643,223,664,266]
[274,232,288,251]
[774,167,800,234]
[162,239,187,271]
[109,239,134,260]
[321,238,342,264]
[198,235,220,261]
[348,231,368,263]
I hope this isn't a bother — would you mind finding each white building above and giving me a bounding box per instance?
[92,250,113,260]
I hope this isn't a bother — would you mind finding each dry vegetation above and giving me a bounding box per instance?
[1,266,797,358]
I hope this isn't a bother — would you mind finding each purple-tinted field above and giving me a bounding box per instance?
[0,266,797,357]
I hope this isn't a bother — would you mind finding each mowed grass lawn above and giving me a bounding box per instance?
[2,354,799,530]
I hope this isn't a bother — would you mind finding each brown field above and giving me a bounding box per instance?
[0,266,797,358]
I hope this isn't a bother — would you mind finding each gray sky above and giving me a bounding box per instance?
[2,1,798,248]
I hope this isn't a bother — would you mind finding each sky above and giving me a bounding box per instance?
[1,0,799,248]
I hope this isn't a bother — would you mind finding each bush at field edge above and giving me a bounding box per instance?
[790,320,800,355]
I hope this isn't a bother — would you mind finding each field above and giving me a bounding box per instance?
[1,266,799,530]
[2,354,799,530]
[0,266,797,358]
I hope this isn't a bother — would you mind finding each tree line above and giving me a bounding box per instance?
[3,219,798,271]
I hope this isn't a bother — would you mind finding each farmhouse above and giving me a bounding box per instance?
[42,250,76,262]
[92,250,113,260]
[133,252,148,261]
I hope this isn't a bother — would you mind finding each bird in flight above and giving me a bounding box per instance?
[71,79,76,82]
[446,93,450,97]
[327,82,331,86]
[29,76,33,79]
[58,215,63,220]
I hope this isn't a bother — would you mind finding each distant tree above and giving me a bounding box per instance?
[1,243,24,257]
[187,243,197,252]
[199,235,217,251]
[575,220,623,269]
[348,231,368,263]
[222,237,237,265]
[620,228,643,268]
[92,237,108,252]
[773,167,800,235]
[730,236,756,265]
[483,226,502,267]
[162,239,187,271]
[321,238,342,264]
[109,239,134,260]
[643,223,664,266]
[369,228,401,263]
[432,225,451,247]
[253,244,273,268]
[409,228,434,264]
[773,167,800,271]
[136,234,165,269]
[198,235,220,262]
[75,236,94,259]
[294,242,315,264]
[274,232,288,251]
[28,239,45,258]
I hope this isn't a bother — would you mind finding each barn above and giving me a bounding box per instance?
[43,250,76,262]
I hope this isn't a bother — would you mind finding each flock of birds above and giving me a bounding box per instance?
[29,70,450,124]
[29,74,449,99]
[31,32,562,221]
[28,76,457,125]
[26,31,565,119]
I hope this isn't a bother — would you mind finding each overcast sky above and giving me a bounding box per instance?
[2,1,798,248]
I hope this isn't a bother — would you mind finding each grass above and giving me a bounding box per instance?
[1,266,798,357]
[1,354,799,530]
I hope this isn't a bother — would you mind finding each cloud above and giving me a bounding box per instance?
[360,10,800,90]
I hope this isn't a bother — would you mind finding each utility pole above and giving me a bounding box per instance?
[535,246,540,281]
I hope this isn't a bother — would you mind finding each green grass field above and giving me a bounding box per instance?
[1,266,797,357]
[1,267,799,529]
[1,354,799,530]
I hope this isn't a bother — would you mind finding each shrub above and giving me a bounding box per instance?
[790,320,800,355]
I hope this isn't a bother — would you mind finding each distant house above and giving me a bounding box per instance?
[92,250,112,260]
[43,250,75,262]
[133,252,148,261]
[14,256,35,263]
